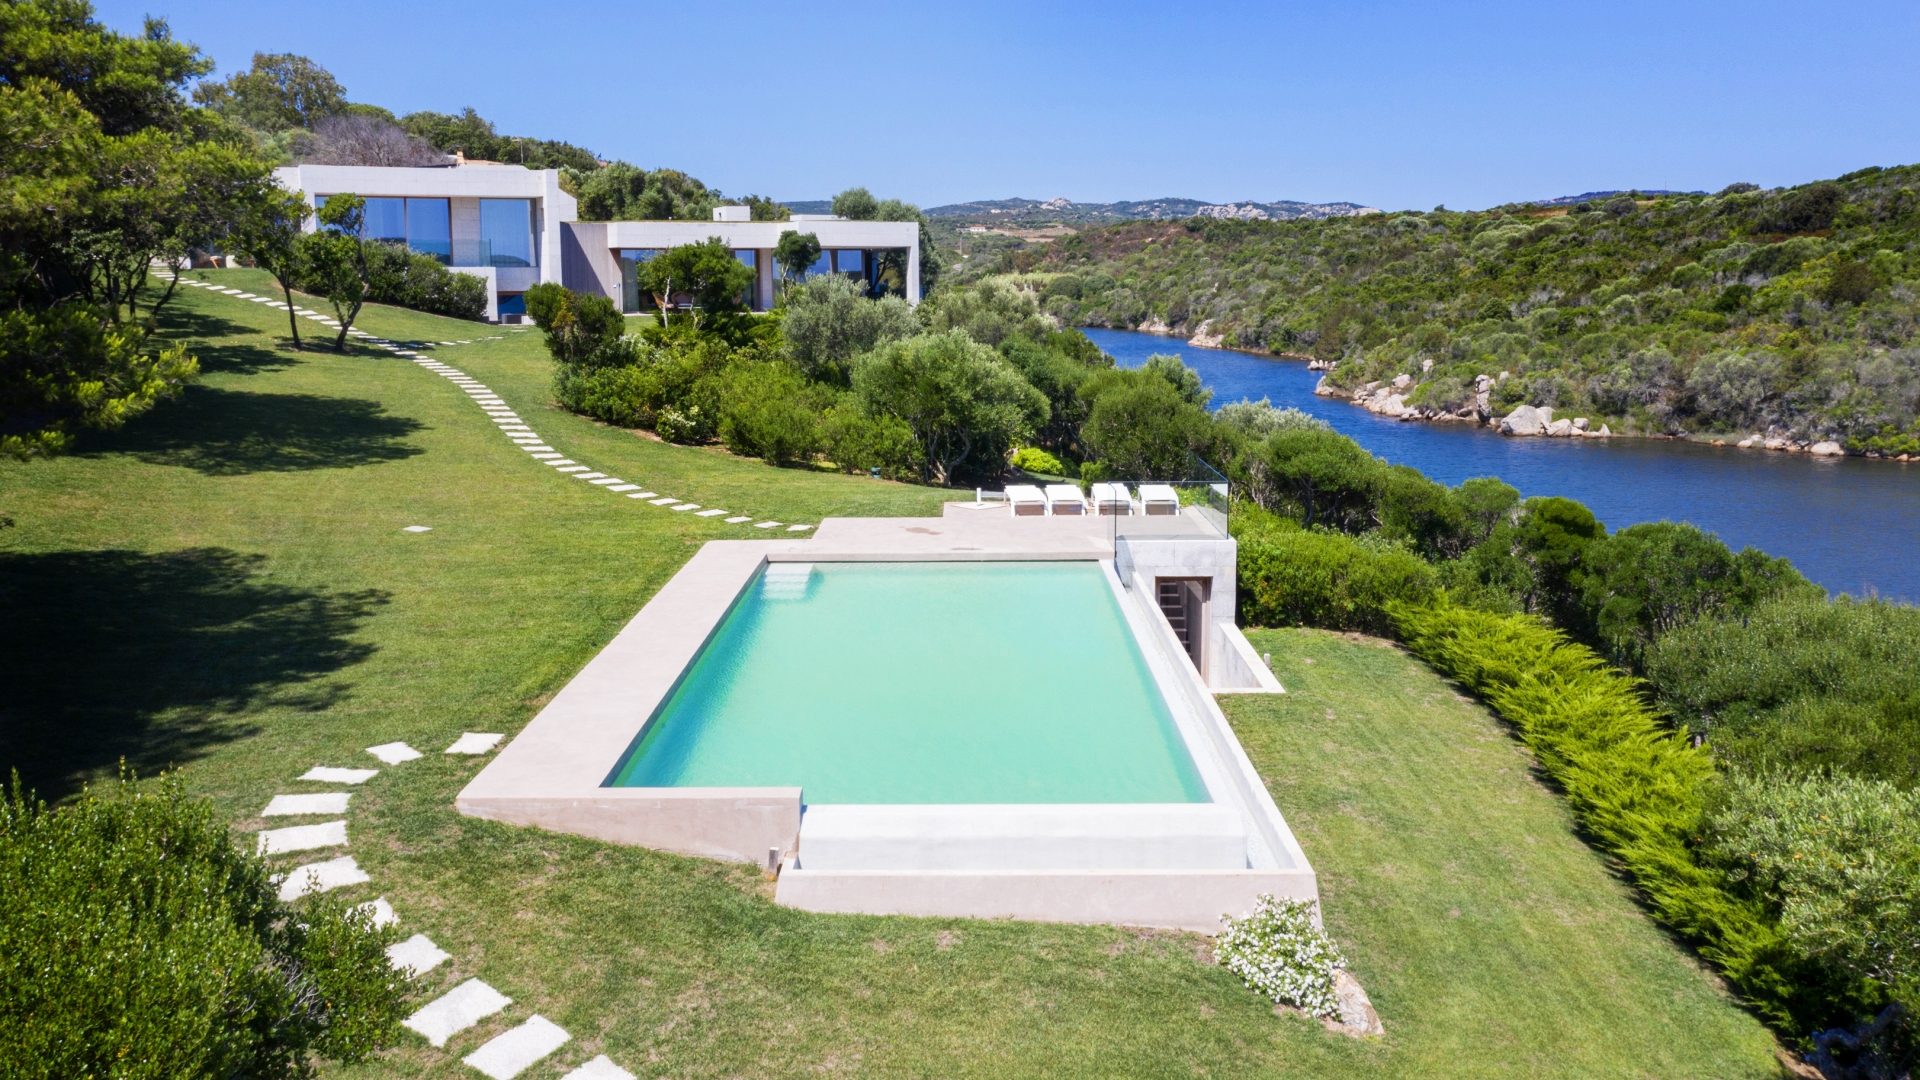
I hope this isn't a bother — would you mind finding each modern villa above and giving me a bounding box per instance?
[271,162,923,321]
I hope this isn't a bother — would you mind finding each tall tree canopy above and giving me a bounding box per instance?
[192,51,345,131]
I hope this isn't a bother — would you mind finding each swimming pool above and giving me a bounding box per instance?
[609,561,1208,804]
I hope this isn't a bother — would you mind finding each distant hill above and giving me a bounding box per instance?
[1520,189,1705,208]
[922,196,1379,224]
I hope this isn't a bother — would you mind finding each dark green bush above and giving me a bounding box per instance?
[1387,602,1817,1032]
[0,774,405,1079]
[819,407,921,479]
[335,241,487,320]
[1234,512,1439,635]
[714,361,825,465]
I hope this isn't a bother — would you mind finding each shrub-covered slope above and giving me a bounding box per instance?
[1019,165,1920,452]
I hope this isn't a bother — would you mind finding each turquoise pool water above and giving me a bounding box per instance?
[609,561,1208,804]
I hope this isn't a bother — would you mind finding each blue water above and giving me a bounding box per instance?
[1083,327,1920,601]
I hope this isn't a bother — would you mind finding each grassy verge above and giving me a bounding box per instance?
[0,278,1780,1077]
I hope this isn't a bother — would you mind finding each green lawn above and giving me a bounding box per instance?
[0,276,1782,1077]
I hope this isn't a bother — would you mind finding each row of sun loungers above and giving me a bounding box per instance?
[1004,483,1180,517]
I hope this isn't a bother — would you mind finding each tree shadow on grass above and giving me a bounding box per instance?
[80,385,426,476]
[0,548,389,801]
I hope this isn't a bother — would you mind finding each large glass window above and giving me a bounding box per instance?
[732,249,759,308]
[619,248,662,313]
[832,249,865,276]
[361,197,406,243]
[405,198,450,262]
[479,199,534,267]
[496,293,526,317]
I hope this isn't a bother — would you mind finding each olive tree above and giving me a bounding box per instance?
[295,193,371,351]
[852,331,1046,483]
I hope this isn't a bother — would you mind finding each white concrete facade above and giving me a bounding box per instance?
[272,163,573,321]
[269,163,923,322]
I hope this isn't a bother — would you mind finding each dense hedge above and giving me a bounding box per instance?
[1386,602,1830,1031]
[291,241,487,321]
[1235,514,1438,635]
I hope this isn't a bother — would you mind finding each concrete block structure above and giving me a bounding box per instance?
[272,163,922,322]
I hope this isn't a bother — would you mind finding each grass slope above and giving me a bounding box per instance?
[0,277,1779,1077]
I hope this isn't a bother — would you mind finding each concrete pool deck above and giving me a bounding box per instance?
[457,505,1312,930]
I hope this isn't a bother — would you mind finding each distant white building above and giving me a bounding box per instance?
[271,163,922,322]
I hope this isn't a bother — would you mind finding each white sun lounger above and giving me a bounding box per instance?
[1006,484,1047,517]
[1044,484,1088,515]
[1138,484,1180,516]
[1089,482,1132,515]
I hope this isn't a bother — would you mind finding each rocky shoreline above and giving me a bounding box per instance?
[1111,322,1915,461]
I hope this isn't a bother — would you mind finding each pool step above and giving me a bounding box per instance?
[794,804,1249,872]
[760,563,815,600]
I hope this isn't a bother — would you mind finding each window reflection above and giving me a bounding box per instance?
[479,199,534,267]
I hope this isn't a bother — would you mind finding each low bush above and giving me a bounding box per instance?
[1386,602,1818,1032]
[1011,446,1066,476]
[1235,513,1439,635]
[555,364,657,429]
[329,242,487,320]
[714,361,825,465]
[1216,894,1345,1018]
[0,774,405,1079]
[819,407,921,479]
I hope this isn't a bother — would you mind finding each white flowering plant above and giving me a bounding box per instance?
[1216,894,1345,1018]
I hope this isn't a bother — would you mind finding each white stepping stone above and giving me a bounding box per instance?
[648,497,678,506]
[724,516,752,524]
[787,524,813,532]
[695,508,726,517]
[555,465,589,473]
[366,741,422,764]
[263,792,350,816]
[588,477,622,485]
[670,503,699,512]
[445,732,503,755]
[404,979,511,1048]
[353,896,397,928]
[387,933,449,976]
[530,454,563,461]
[300,766,376,785]
[572,471,606,480]
[257,820,347,855]
[463,1015,569,1080]
[277,855,368,901]
[543,458,574,466]
[754,521,780,529]
[607,484,640,492]
[628,492,658,499]
[402,525,432,533]
[563,1057,637,1080]
[522,446,557,454]
[439,341,456,346]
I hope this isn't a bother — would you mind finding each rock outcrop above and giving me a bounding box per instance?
[1809,440,1845,456]
[1500,405,1548,436]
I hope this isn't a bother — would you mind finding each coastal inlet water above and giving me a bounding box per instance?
[1083,327,1920,601]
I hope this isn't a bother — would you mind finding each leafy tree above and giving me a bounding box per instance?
[1575,522,1819,668]
[779,273,917,383]
[1080,370,1211,479]
[1142,352,1212,407]
[399,107,598,171]
[920,279,1051,345]
[0,773,405,1078]
[773,229,822,284]
[852,331,1046,483]
[192,51,345,131]
[634,239,753,328]
[819,406,921,479]
[742,194,789,221]
[1379,465,1470,558]
[831,186,879,220]
[524,282,626,367]
[1505,496,1606,623]
[1451,476,1521,547]
[1214,398,1329,439]
[998,333,1110,455]
[713,360,825,464]
[1248,425,1386,531]
[231,185,311,347]
[295,193,371,351]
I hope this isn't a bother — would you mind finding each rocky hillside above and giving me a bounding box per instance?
[923,195,1379,225]
[1008,165,1920,456]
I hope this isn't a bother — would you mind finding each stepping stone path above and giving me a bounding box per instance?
[463,1015,570,1079]
[403,525,433,533]
[405,979,511,1048]
[277,855,368,901]
[354,897,398,928]
[301,766,376,784]
[367,741,422,764]
[263,792,350,816]
[445,732,504,755]
[257,820,347,855]
[160,269,818,536]
[388,933,450,977]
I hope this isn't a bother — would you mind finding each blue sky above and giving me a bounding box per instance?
[97,0,1920,210]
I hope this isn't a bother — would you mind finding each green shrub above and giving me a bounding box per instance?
[1010,446,1066,476]
[0,774,405,1079]
[555,364,657,429]
[1216,895,1345,1018]
[1644,595,1920,786]
[714,361,824,465]
[819,407,922,479]
[1706,772,1919,1025]
[1235,513,1439,635]
[1387,602,1810,1030]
